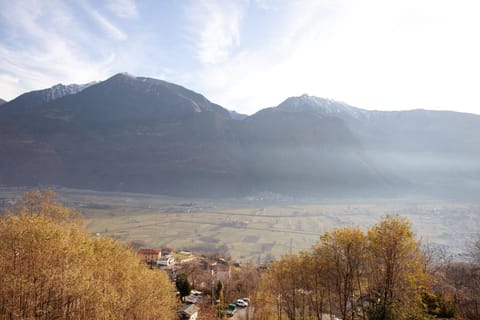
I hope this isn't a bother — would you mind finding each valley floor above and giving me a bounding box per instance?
[1,187,478,261]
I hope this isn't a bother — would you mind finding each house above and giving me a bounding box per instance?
[136,248,161,265]
[175,251,196,264]
[157,255,176,267]
[178,304,199,320]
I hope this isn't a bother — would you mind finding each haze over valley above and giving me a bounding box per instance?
[0,73,479,260]
[1,73,479,199]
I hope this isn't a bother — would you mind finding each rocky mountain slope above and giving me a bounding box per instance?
[1,74,478,199]
[0,73,242,196]
[0,82,95,116]
[277,95,480,198]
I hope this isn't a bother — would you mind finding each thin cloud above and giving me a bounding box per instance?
[196,0,345,113]
[185,0,247,64]
[90,10,128,41]
[0,1,116,99]
[107,0,138,18]
[0,72,20,101]
[196,0,480,114]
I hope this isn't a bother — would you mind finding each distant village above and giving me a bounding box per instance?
[136,247,255,319]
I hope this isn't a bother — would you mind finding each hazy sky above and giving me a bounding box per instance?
[1,0,479,115]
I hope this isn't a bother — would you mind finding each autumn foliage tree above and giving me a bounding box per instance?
[320,226,366,319]
[0,190,177,319]
[256,215,428,320]
[436,237,480,319]
[365,215,425,319]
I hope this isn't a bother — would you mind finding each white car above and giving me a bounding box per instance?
[191,290,202,296]
[236,299,248,307]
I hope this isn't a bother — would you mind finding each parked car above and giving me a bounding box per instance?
[236,299,248,307]
[191,290,202,296]
[226,303,237,316]
[242,297,250,304]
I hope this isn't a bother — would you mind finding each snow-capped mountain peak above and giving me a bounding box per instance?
[0,81,98,115]
[277,94,369,120]
[46,82,96,102]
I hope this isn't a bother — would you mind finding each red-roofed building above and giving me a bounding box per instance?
[137,248,161,264]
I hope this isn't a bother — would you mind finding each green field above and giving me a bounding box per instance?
[2,187,479,262]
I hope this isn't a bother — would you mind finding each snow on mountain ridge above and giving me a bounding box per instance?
[47,82,96,102]
[278,94,369,120]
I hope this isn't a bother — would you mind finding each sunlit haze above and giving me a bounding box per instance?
[1,0,479,115]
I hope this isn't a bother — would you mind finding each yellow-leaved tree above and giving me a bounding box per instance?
[0,190,176,319]
[365,215,426,320]
[256,215,428,320]
[320,226,367,319]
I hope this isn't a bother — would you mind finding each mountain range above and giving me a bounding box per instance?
[1,73,479,199]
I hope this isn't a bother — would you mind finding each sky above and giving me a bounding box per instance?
[1,0,480,115]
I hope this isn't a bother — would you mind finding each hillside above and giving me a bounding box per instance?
[238,101,387,196]
[271,95,480,198]
[0,73,243,196]
[0,82,94,115]
[0,74,479,199]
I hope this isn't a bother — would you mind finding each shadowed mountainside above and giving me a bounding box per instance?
[0,74,243,196]
[0,74,479,199]
[271,95,480,199]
